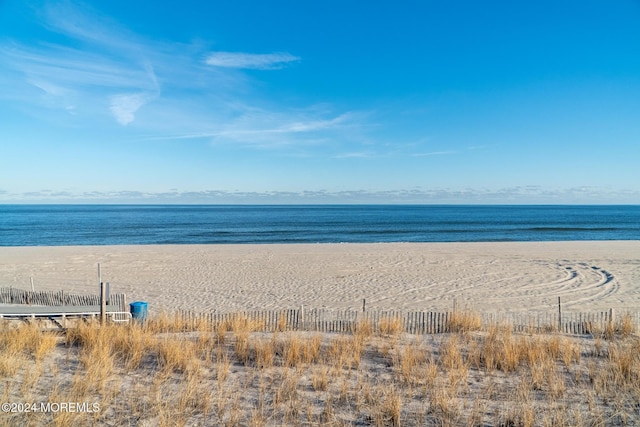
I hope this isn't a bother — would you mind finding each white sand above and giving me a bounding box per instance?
[0,241,638,314]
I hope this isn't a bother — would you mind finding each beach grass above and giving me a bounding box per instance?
[0,313,638,426]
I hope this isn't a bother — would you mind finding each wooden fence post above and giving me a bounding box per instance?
[609,308,615,329]
[558,297,562,332]
[100,282,106,325]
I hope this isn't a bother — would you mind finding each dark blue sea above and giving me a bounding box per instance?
[0,205,638,246]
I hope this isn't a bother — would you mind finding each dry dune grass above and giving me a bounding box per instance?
[0,313,638,426]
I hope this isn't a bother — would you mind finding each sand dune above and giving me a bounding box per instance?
[0,241,638,314]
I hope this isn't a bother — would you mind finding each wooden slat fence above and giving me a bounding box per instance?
[0,287,126,312]
[480,310,640,335]
[178,308,640,336]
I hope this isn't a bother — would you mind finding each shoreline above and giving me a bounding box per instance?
[0,241,639,314]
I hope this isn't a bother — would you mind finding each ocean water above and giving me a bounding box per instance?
[0,205,639,246]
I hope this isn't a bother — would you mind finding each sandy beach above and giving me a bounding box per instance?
[2,242,640,426]
[1,241,638,314]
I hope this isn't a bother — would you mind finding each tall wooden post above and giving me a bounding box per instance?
[362,298,366,313]
[557,297,562,332]
[100,282,106,325]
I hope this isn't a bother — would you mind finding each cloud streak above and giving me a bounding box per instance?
[141,108,362,151]
[209,110,358,147]
[205,51,300,69]
[412,150,457,157]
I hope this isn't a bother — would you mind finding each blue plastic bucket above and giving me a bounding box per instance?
[130,301,148,322]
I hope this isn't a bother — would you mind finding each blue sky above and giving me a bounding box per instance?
[1,1,639,204]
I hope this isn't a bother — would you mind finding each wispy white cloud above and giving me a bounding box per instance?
[42,1,144,58]
[412,150,457,157]
[210,110,357,146]
[109,92,152,125]
[333,152,373,159]
[27,78,68,97]
[142,107,361,150]
[5,46,152,90]
[205,51,300,70]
